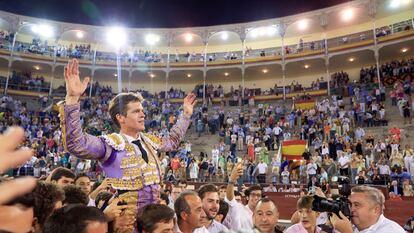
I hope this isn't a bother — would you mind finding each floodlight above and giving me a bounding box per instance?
[106,27,127,48]
[259,28,266,36]
[221,32,228,40]
[31,25,39,33]
[185,33,193,42]
[298,19,308,30]
[342,9,354,21]
[76,31,84,39]
[390,0,401,8]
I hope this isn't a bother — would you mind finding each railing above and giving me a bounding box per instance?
[0,81,50,93]
[327,29,374,48]
[0,18,412,66]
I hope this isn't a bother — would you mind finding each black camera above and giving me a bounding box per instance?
[312,195,351,219]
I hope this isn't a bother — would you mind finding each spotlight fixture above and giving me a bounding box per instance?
[114,73,118,77]
[304,64,310,69]
[185,33,193,42]
[221,32,228,40]
[401,48,408,53]
[349,57,355,62]
[106,27,127,48]
[33,65,40,70]
[76,31,84,39]
[298,19,308,30]
[187,73,192,78]
[390,0,401,8]
[262,69,268,73]
[150,73,156,78]
[224,72,229,76]
[341,9,354,21]
[259,28,266,36]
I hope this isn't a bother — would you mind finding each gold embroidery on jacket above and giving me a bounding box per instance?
[107,134,161,190]
[57,102,68,151]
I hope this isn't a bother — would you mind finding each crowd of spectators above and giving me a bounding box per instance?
[158,59,414,202]
[1,59,411,192]
[1,124,411,233]
[360,58,414,84]
[0,70,49,92]
[55,43,92,59]
[330,71,349,89]
[0,58,414,233]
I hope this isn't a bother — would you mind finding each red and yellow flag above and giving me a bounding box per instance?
[282,140,307,160]
[294,99,315,110]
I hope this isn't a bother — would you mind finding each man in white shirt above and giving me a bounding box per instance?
[377,161,391,176]
[272,125,283,139]
[338,152,350,176]
[224,163,261,231]
[197,184,228,233]
[306,160,317,180]
[174,191,209,233]
[331,185,405,233]
[211,146,220,170]
[237,129,245,151]
[355,127,365,141]
[253,198,282,233]
[256,160,268,184]
[226,117,233,126]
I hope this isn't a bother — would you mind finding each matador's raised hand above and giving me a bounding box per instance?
[64,59,90,104]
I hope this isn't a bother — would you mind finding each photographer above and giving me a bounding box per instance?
[330,185,405,233]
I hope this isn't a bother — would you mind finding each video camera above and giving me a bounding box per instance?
[312,176,352,219]
[312,195,351,219]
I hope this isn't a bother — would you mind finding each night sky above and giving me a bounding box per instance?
[0,0,349,28]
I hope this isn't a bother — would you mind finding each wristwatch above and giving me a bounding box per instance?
[228,180,237,185]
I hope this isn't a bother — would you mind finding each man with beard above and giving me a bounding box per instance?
[224,163,263,230]
[198,184,228,233]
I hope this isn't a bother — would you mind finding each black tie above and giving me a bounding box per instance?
[132,140,149,163]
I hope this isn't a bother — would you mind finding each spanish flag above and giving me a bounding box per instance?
[294,99,315,110]
[281,140,307,160]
